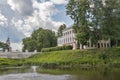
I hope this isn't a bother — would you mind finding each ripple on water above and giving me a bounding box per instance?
[0,73,72,80]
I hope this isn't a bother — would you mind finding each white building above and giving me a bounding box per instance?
[57,27,111,49]
[57,27,77,49]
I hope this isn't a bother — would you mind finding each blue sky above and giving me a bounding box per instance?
[0,0,73,50]
[52,4,73,26]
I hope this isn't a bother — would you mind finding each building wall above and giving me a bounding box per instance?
[57,27,77,49]
[62,28,75,44]
[57,36,64,46]
[57,27,111,49]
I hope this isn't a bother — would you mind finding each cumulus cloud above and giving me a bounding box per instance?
[33,1,58,20]
[0,12,8,26]
[0,10,25,43]
[11,0,64,37]
[11,42,23,51]
[7,0,33,16]
[50,0,68,4]
[0,0,70,50]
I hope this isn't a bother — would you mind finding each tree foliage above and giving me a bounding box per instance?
[67,0,90,46]
[66,0,120,47]
[57,24,66,37]
[0,41,9,51]
[22,28,57,52]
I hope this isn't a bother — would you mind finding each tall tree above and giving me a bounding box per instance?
[22,37,36,52]
[22,28,57,52]
[66,0,90,48]
[88,0,103,45]
[57,24,66,37]
[66,0,120,48]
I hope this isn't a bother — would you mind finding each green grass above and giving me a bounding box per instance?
[0,47,120,68]
[0,58,24,67]
[25,47,120,68]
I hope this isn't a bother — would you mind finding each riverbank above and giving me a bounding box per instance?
[0,58,23,68]
[25,47,120,68]
[0,47,120,68]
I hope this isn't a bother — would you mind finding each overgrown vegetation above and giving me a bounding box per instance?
[0,58,23,67]
[25,47,120,68]
[0,48,120,68]
[0,41,9,51]
[41,45,73,52]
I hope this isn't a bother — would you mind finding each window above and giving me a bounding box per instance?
[91,43,93,47]
[107,43,109,47]
[101,43,103,47]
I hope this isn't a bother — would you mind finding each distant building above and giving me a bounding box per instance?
[6,37,12,52]
[57,27,111,49]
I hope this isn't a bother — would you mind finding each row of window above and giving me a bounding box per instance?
[58,37,75,44]
[64,37,75,44]
[63,30,74,36]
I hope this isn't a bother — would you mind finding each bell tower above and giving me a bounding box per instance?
[6,37,12,52]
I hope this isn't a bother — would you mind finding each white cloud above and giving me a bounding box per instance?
[11,42,23,51]
[0,12,8,26]
[11,0,64,37]
[50,0,68,4]
[33,1,58,20]
[12,18,33,37]
[0,0,68,50]
[7,0,33,16]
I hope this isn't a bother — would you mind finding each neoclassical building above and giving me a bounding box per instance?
[57,27,77,49]
[57,27,111,49]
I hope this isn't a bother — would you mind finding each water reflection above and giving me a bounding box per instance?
[0,66,120,80]
[38,67,120,80]
[0,66,72,80]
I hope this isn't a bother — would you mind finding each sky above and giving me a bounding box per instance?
[0,0,73,51]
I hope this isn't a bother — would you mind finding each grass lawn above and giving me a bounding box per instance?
[25,47,120,68]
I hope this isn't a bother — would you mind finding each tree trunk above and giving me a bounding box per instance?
[116,40,118,47]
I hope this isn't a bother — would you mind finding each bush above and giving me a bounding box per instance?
[99,52,108,60]
[41,45,73,52]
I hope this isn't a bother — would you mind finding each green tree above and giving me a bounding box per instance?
[66,0,120,48]
[89,0,120,46]
[22,28,57,52]
[100,0,120,46]
[0,41,9,51]
[66,0,90,48]
[57,24,66,37]
[22,37,36,52]
[76,26,90,48]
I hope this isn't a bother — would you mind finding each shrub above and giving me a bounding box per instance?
[41,45,73,52]
[99,52,108,60]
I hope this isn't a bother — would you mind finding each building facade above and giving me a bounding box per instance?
[57,27,111,49]
[57,27,77,49]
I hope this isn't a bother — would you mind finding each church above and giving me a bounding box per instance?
[6,37,12,52]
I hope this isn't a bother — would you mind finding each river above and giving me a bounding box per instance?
[0,66,120,80]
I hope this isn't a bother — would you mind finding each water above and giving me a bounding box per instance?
[0,66,120,80]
